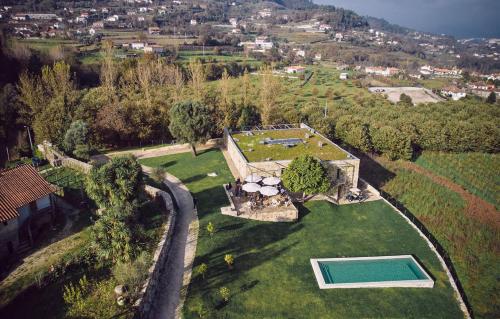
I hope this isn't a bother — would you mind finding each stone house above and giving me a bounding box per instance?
[0,165,56,260]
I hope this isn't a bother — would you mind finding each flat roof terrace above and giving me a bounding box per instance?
[231,128,349,162]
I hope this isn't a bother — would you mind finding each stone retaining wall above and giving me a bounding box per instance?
[134,185,177,319]
[38,142,92,174]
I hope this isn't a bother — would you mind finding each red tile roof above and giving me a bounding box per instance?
[0,164,55,222]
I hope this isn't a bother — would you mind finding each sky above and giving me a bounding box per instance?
[314,0,500,38]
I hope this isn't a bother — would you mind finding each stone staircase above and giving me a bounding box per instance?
[16,239,32,255]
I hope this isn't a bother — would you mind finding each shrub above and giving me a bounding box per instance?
[219,286,230,302]
[195,263,208,279]
[112,251,151,298]
[63,275,90,316]
[151,166,166,184]
[224,254,234,269]
[206,222,215,238]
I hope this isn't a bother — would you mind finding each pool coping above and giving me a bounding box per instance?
[310,255,435,289]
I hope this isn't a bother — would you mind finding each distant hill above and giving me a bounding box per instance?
[365,16,412,35]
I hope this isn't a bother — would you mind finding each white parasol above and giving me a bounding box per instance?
[245,174,262,183]
[242,183,261,193]
[259,186,279,196]
[262,176,281,186]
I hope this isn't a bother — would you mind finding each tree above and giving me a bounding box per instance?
[206,221,215,238]
[219,68,235,129]
[188,59,206,102]
[219,287,230,303]
[281,155,330,199]
[224,254,234,269]
[64,120,90,157]
[90,204,134,262]
[486,92,496,104]
[195,263,208,279]
[259,65,282,125]
[100,41,117,103]
[168,101,212,156]
[237,105,260,129]
[371,126,413,160]
[85,155,143,208]
[399,93,413,106]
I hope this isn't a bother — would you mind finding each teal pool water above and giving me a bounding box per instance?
[318,257,428,284]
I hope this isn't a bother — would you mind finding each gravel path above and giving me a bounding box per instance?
[143,167,198,319]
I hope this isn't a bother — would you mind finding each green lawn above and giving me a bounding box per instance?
[415,151,500,209]
[232,128,348,162]
[139,149,463,318]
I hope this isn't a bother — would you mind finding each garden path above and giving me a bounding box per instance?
[142,167,198,319]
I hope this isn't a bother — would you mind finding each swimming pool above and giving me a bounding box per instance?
[310,255,434,289]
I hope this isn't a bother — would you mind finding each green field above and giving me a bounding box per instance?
[416,151,500,209]
[232,128,348,162]
[382,167,499,318]
[139,150,463,318]
[12,38,79,52]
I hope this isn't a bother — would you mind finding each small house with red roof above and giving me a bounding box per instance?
[0,165,56,259]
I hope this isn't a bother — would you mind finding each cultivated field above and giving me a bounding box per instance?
[375,157,499,319]
[415,151,500,209]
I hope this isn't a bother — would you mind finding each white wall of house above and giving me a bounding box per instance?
[36,195,51,210]
[0,218,20,260]
[17,205,30,226]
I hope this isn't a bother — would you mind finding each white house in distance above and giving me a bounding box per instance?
[441,86,466,100]
[144,45,164,54]
[365,66,400,77]
[190,19,197,25]
[131,42,146,50]
[339,72,348,80]
[254,36,273,51]
[286,65,306,74]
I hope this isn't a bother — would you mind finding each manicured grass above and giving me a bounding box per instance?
[416,151,500,209]
[382,168,499,318]
[232,128,348,162]
[139,149,463,318]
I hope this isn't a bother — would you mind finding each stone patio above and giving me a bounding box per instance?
[221,185,298,222]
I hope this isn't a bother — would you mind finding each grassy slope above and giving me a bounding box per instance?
[416,151,500,209]
[0,166,167,318]
[382,167,499,318]
[139,149,463,318]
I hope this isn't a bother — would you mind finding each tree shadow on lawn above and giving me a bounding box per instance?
[193,221,303,293]
[157,160,177,169]
[182,174,208,185]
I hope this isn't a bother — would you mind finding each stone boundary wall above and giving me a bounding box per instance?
[38,142,92,174]
[373,184,471,318]
[134,185,177,319]
[105,138,223,159]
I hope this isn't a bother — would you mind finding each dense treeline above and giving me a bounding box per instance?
[2,40,499,163]
[328,98,499,159]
